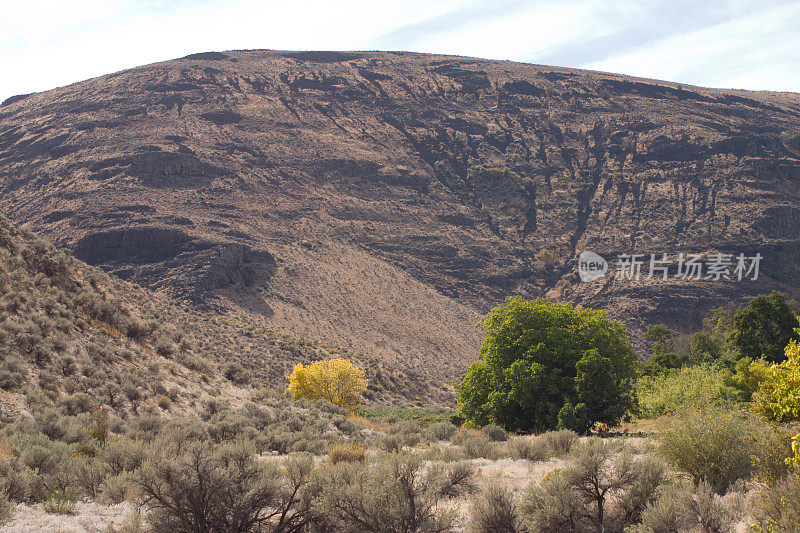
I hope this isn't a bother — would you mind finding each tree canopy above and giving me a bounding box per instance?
[457,297,637,433]
[287,358,367,412]
[730,291,799,363]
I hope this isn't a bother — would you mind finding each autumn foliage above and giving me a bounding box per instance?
[287,358,367,411]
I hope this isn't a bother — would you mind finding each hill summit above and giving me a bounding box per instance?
[2,49,800,369]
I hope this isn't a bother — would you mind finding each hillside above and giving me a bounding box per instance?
[2,50,800,374]
[0,215,450,422]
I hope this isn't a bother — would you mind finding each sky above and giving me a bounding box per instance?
[2,0,800,102]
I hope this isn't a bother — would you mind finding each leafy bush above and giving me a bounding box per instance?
[752,334,800,421]
[659,408,757,494]
[457,297,636,432]
[466,485,523,533]
[730,291,799,363]
[287,358,367,412]
[636,364,738,418]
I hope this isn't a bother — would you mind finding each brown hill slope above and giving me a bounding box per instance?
[2,50,800,374]
[0,215,449,420]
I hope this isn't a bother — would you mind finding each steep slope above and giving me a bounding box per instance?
[1,50,800,372]
[0,215,450,422]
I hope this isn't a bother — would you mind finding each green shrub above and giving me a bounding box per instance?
[659,408,756,494]
[730,291,799,363]
[636,364,738,418]
[466,485,523,533]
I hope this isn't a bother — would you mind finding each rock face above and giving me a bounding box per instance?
[1,50,799,374]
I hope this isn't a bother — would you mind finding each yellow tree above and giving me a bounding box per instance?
[287,358,367,412]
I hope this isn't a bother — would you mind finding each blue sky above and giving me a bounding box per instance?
[2,0,799,101]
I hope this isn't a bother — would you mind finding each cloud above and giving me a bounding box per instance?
[582,1,800,90]
[372,0,534,49]
[1,0,798,101]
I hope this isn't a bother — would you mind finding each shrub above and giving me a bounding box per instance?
[309,454,456,532]
[506,437,549,461]
[632,481,742,533]
[481,424,508,442]
[222,362,249,385]
[540,429,577,455]
[629,483,695,533]
[466,485,523,533]
[636,364,738,418]
[136,438,294,533]
[751,424,795,484]
[99,472,137,504]
[520,439,666,532]
[753,334,800,422]
[659,408,756,494]
[42,487,78,514]
[287,358,367,412]
[380,434,404,453]
[460,433,496,459]
[434,461,476,498]
[0,497,12,525]
[427,421,458,441]
[750,474,800,532]
[457,297,637,432]
[329,443,366,464]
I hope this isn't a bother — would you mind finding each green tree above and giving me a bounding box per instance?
[456,297,637,433]
[644,324,684,372]
[730,292,799,363]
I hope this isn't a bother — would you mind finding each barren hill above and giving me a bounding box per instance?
[2,50,800,374]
